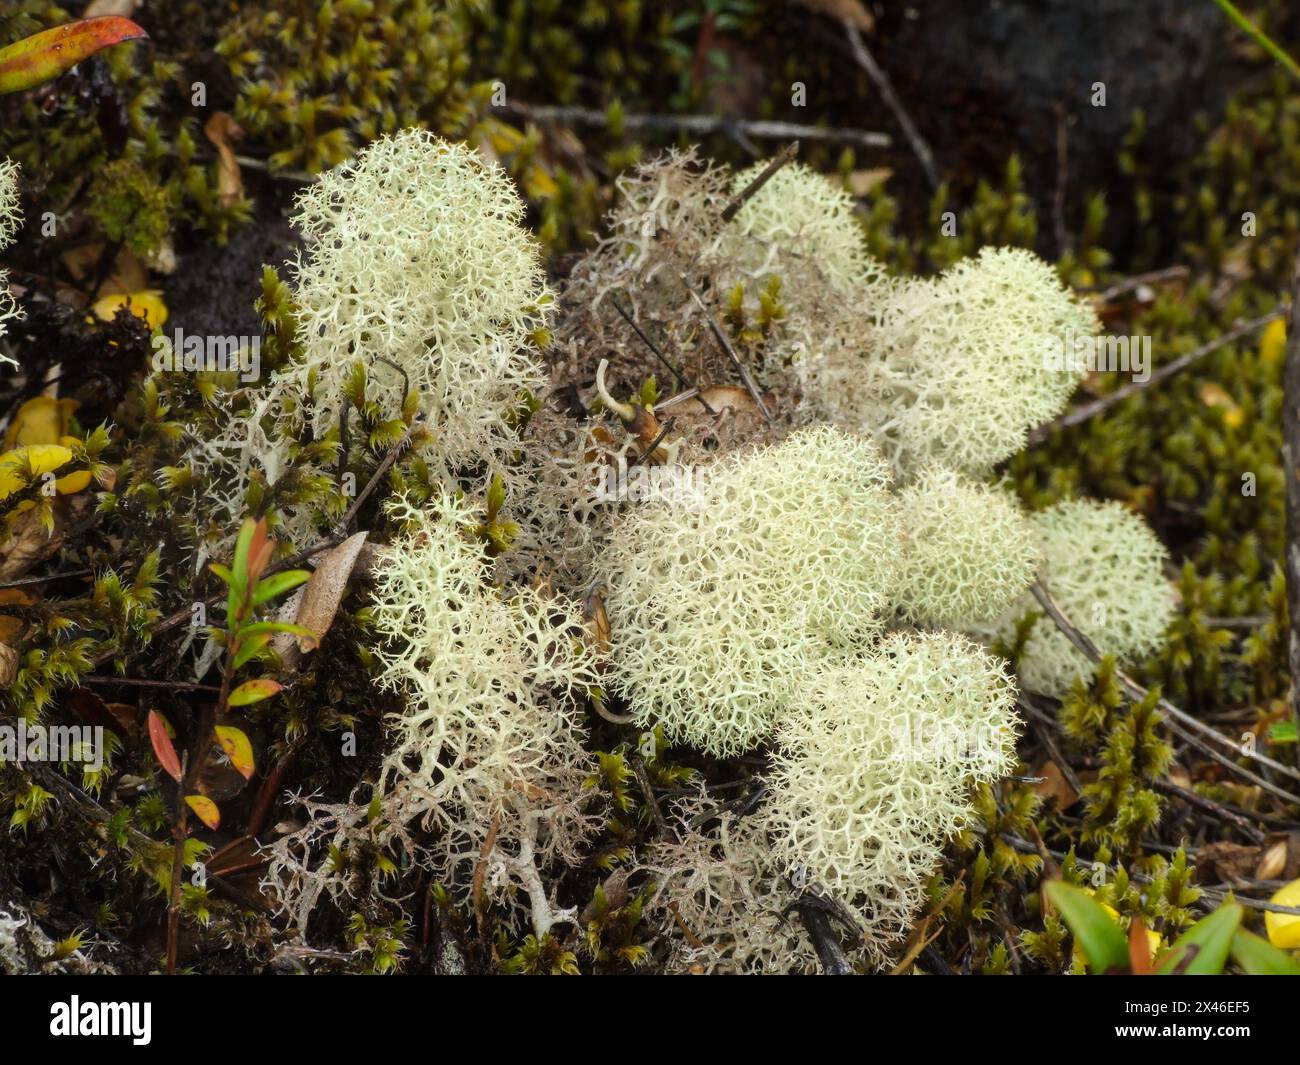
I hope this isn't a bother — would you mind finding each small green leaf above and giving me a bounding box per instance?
[228,678,283,707]
[251,568,311,607]
[232,630,273,670]
[1156,901,1242,975]
[1229,928,1300,975]
[234,619,318,650]
[1044,881,1130,974]
[226,518,257,619]
[209,563,234,587]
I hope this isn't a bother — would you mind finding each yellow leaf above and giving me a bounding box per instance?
[90,289,168,330]
[0,445,74,501]
[185,794,220,830]
[3,396,79,449]
[1265,878,1300,950]
[54,469,92,495]
[1260,318,1287,364]
[523,163,559,200]
[1198,382,1243,428]
[485,118,526,155]
[213,725,255,780]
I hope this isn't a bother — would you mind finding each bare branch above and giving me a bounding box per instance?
[496,102,890,151]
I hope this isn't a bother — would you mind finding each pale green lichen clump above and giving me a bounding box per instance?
[764,631,1018,962]
[729,159,884,292]
[181,128,551,556]
[0,160,22,368]
[845,247,1100,478]
[602,425,900,756]
[986,498,1177,696]
[280,128,550,472]
[365,493,599,880]
[268,492,601,934]
[894,468,1040,626]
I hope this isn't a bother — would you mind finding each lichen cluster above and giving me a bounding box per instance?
[765,633,1018,963]
[978,499,1177,697]
[601,425,900,756]
[0,160,21,367]
[267,493,598,937]
[3,0,1296,978]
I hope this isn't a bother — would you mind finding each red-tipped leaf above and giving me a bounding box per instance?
[0,18,149,96]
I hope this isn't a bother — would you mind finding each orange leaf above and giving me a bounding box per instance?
[1129,916,1153,976]
[245,517,274,585]
[213,725,255,780]
[0,18,149,96]
[185,794,220,830]
[148,709,182,781]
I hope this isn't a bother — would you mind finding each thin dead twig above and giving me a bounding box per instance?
[682,280,774,425]
[496,102,890,150]
[1090,265,1190,303]
[630,755,672,839]
[1152,778,1266,844]
[81,675,221,694]
[1028,310,1284,445]
[0,569,93,590]
[720,141,799,223]
[844,25,939,190]
[1030,581,1300,804]
[611,297,702,403]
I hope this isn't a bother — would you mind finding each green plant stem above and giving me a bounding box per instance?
[1212,0,1300,81]
[164,648,234,975]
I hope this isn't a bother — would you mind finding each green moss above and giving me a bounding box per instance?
[87,160,172,258]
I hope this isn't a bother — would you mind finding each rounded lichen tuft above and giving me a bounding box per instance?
[281,128,549,472]
[367,493,597,837]
[764,631,1019,962]
[894,468,1040,627]
[602,425,900,756]
[840,247,1100,478]
[981,498,1177,696]
[728,159,882,291]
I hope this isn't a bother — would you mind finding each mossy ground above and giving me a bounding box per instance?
[1,1,1299,974]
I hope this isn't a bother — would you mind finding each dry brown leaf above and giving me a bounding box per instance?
[1257,839,1289,881]
[1032,759,1080,811]
[203,112,246,208]
[0,493,92,581]
[846,167,891,197]
[583,587,611,666]
[1195,841,1260,885]
[693,385,758,414]
[1262,832,1300,881]
[83,0,141,15]
[61,245,148,301]
[0,642,16,688]
[271,532,369,671]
